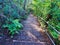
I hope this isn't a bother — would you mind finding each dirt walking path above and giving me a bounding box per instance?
[4,14,52,45]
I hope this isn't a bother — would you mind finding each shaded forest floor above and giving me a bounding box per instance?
[0,14,52,45]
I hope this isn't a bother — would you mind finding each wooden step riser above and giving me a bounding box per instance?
[5,41,46,45]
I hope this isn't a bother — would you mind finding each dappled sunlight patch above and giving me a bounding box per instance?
[30,23,45,33]
[27,31,40,42]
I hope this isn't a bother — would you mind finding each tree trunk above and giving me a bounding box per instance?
[23,0,27,10]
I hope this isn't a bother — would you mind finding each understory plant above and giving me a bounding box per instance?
[0,0,27,37]
[3,19,23,37]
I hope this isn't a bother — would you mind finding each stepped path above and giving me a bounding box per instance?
[2,14,52,45]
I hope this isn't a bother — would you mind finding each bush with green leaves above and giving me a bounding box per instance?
[3,19,23,36]
[0,0,27,37]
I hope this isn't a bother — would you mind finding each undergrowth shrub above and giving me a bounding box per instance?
[0,0,27,37]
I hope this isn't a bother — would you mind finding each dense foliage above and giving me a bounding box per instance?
[30,0,60,44]
[0,0,27,37]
